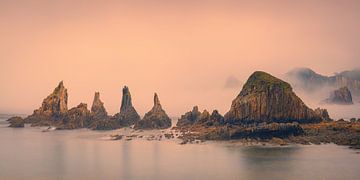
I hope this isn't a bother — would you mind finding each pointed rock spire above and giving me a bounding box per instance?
[115,86,140,126]
[134,93,171,129]
[120,86,133,111]
[152,93,162,111]
[40,81,68,115]
[91,92,108,120]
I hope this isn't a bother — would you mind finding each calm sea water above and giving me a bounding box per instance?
[0,114,359,180]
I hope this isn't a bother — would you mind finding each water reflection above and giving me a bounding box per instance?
[0,120,359,180]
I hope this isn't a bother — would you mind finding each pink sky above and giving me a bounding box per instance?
[1,0,360,116]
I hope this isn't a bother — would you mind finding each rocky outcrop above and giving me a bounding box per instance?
[60,103,92,129]
[24,81,68,124]
[314,108,332,121]
[134,93,171,129]
[8,81,95,129]
[38,81,68,116]
[324,87,353,105]
[177,107,224,127]
[91,92,108,120]
[113,86,141,126]
[224,71,323,124]
[176,106,201,127]
[7,116,25,128]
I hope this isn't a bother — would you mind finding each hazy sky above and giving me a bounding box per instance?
[1,0,360,116]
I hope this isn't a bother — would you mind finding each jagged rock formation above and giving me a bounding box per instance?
[60,103,91,129]
[177,107,224,127]
[286,68,360,96]
[314,108,332,121]
[90,86,140,130]
[9,81,95,129]
[91,92,108,120]
[114,86,141,126]
[134,93,171,129]
[177,106,201,127]
[324,87,353,105]
[38,81,68,116]
[224,71,323,124]
[25,81,69,124]
[7,116,25,128]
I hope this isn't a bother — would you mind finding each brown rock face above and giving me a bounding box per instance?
[134,93,171,129]
[60,103,91,129]
[7,116,25,128]
[325,87,353,105]
[25,81,68,124]
[177,107,224,127]
[176,106,201,127]
[114,86,140,126]
[314,108,332,121]
[224,71,323,124]
[91,92,108,120]
[38,81,68,116]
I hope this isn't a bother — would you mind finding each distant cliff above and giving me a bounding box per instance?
[286,68,360,96]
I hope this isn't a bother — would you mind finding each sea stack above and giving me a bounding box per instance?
[324,87,353,105]
[224,71,323,124]
[134,93,171,129]
[114,86,140,126]
[25,81,69,125]
[91,92,108,120]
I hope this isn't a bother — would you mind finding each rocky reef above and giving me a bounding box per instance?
[324,87,353,105]
[176,71,359,148]
[134,93,171,129]
[224,71,323,124]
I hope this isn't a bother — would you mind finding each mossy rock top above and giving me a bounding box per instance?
[240,71,292,95]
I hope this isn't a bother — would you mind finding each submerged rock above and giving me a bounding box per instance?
[7,116,25,128]
[91,92,108,120]
[134,93,171,129]
[224,71,323,124]
[324,87,353,105]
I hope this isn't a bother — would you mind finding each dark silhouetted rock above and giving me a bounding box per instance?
[224,71,322,124]
[91,92,108,120]
[59,103,91,129]
[89,118,121,130]
[134,93,171,129]
[7,116,25,128]
[324,87,353,105]
[177,107,224,127]
[113,86,140,126]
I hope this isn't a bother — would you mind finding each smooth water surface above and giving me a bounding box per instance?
[0,115,359,180]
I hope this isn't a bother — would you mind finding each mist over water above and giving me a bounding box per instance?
[0,116,359,180]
